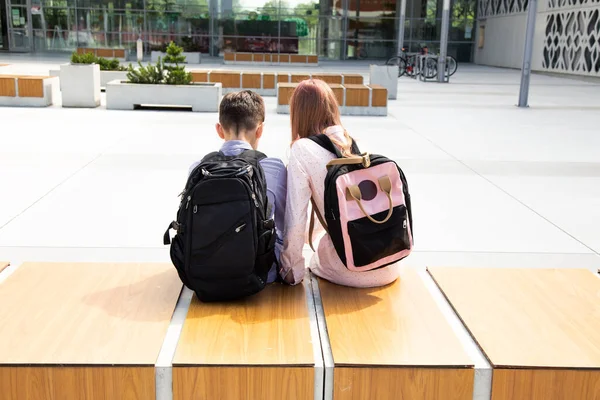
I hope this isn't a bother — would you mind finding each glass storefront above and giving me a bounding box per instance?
[0,0,476,61]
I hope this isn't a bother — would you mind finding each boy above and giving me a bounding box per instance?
[189,90,286,283]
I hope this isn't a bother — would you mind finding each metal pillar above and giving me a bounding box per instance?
[397,0,407,55]
[437,0,450,82]
[518,0,538,107]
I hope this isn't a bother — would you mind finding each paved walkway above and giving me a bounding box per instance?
[0,57,599,271]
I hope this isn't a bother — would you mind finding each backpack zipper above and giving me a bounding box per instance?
[251,193,259,208]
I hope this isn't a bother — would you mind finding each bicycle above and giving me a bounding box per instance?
[386,47,458,78]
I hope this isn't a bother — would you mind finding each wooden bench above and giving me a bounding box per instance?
[277,82,387,116]
[77,47,128,60]
[172,282,320,400]
[223,52,318,66]
[0,75,59,107]
[313,268,475,399]
[429,267,600,400]
[0,262,182,400]
[191,70,364,97]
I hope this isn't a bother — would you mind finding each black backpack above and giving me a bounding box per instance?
[163,150,276,302]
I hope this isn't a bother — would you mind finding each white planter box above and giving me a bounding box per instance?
[151,51,201,64]
[60,63,101,108]
[105,80,222,112]
[50,69,128,90]
[369,65,398,100]
[100,71,129,88]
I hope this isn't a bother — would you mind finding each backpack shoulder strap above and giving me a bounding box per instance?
[307,134,362,157]
[238,149,267,164]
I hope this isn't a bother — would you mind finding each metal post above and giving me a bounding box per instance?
[397,0,406,55]
[437,0,450,82]
[518,0,538,107]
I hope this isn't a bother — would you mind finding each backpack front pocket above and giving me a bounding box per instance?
[347,205,410,268]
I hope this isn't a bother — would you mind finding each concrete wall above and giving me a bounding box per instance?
[475,14,528,69]
[474,0,600,77]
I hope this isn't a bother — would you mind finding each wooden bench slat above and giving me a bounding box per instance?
[190,70,211,83]
[369,84,388,107]
[0,262,181,365]
[429,267,600,400]
[311,73,343,84]
[428,267,600,368]
[173,284,315,400]
[209,71,241,88]
[319,268,474,400]
[320,268,473,366]
[263,73,276,89]
[242,72,261,89]
[0,262,8,274]
[173,284,314,365]
[344,84,370,106]
[17,78,44,98]
[0,77,16,97]
[343,73,364,85]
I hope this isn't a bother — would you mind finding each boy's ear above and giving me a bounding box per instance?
[216,123,225,140]
[255,123,264,140]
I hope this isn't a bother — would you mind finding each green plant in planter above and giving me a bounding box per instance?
[163,42,192,85]
[97,57,126,71]
[71,51,96,65]
[127,58,166,84]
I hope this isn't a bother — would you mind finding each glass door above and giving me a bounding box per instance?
[6,0,31,51]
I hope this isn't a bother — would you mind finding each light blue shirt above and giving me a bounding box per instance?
[189,140,287,283]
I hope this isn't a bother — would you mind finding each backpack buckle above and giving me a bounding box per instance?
[361,153,371,168]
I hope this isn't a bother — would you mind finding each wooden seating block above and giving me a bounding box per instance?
[290,73,310,83]
[277,82,296,105]
[319,268,474,400]
[17,76,46,98]
[328,83,344,106]
[224,52,235,62]
[0,64,9,67]
[429,267,600,400]
[253,53,265,62]
[279,54,290,63]
[242,72,261,89]
[114,49,126,58]
[264,53,272,62]
[307,55,318,64]
[0,262,8,274]
[235,53,252,62]
[343,73,364,84]
[0,262,182,400]
[344,84,370,106]
[190,70,211,83]
[96,48,113,58]
[263,73,276,89]
[369,84,388,107]
[277,73,290,83]
[209,71,241,88]
[172,284,315,400]
[0,77,16,97]
[311,73,342,84]
[290,54,307,63]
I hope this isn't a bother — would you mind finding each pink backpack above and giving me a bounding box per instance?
[308,134,413,271]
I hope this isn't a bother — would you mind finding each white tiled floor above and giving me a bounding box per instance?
[1,58,599,270]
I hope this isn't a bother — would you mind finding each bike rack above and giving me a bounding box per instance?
[415,54,450,83]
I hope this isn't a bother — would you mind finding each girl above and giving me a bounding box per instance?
[279,79,401,287]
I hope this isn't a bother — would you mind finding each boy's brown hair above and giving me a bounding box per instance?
[219,90,265,135]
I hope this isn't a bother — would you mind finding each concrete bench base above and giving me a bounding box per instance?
[0,76,59,107]
[106,80,222,112]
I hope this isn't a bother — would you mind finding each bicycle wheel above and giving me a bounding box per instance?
[406,56,416,77]
[446,56,458,76]
[386,56,407,77]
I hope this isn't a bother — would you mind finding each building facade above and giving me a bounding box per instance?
[474,0,600,76]
[0,0,477,61]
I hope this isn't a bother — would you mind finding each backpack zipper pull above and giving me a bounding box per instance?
[186,196,191,209]
[251,193,259,208]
